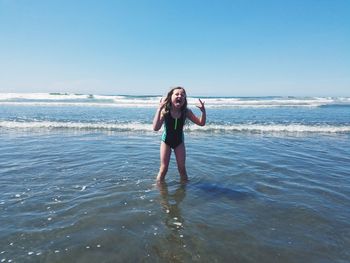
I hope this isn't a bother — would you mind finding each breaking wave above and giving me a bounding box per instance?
[1,93,350,108]
[1,120,349,134]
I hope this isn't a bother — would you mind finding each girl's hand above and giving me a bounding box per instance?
[196,99,205,112]
[159,97,167,110]
[187,99,206,126]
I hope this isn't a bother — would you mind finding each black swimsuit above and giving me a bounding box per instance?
[162,112,185,149]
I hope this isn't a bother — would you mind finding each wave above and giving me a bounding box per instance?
[1,93,349,108]
[1,120,349,134]
[0,120,153,132]
[195,124,350,133]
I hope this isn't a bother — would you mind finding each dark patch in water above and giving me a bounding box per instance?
[190,182,252,200]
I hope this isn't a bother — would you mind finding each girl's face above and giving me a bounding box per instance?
[171,88,186,109]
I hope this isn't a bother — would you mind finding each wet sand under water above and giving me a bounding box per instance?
[1,130,350,262]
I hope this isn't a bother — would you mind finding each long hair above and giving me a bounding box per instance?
[163,87,188,120]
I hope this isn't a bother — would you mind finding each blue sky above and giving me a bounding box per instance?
[0,0,349,96]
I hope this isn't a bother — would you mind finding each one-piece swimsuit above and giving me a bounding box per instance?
[162,112,185,149]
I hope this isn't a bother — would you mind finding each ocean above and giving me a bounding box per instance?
[1,93,350,262]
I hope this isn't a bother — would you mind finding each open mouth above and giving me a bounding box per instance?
[175,98,182,104]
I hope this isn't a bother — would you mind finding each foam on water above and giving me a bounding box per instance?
[1,120,349,134]
[0,93,92,101]
[1,93,349,108]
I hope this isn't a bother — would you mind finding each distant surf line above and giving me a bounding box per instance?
[1,96,349,108]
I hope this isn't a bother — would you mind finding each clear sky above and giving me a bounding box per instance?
[1,0,349,96]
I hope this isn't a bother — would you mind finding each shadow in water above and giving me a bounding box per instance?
[190,181,252,201]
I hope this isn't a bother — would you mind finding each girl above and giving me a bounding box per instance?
[153,87,206,182]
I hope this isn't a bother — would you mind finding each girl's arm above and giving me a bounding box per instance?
[153,98,166,131]
[187,99,206,126]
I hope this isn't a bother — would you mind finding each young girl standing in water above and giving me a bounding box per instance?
[153,87,206,182]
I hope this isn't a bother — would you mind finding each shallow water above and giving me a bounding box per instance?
[1,129,350,263]
[1,94,350,262]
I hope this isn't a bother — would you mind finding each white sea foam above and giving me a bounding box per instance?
[0,93,91,101]
[1,120,349,134]
[191,124,350,133]
[0,120,154,132]
[1,93,349,108]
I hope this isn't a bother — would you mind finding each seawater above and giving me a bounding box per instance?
[1,93,350,262]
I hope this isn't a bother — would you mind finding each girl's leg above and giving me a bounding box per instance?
[174,143,188,182]
[157,142,171,182]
